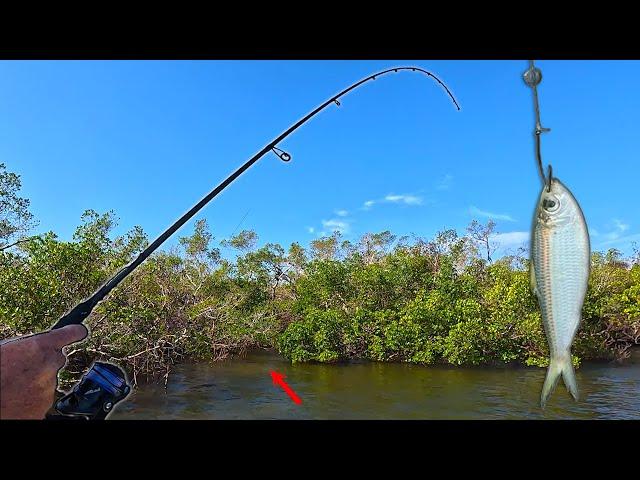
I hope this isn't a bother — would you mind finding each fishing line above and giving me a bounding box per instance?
[230,209,251,238]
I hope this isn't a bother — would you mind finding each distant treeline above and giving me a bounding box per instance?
[1,210,638,385]
[1,163,638,385]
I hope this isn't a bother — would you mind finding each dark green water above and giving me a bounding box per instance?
[111,351,640,419]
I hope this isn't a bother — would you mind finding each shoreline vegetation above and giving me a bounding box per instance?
[1,164,639,387]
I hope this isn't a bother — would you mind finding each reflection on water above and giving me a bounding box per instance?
[111,351,640,420]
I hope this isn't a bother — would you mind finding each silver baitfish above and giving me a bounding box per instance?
[530,178,590,407]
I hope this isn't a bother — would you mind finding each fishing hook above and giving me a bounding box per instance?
[51,65,460,330]
[523,60,553,192]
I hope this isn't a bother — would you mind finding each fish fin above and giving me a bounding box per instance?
[529,263,538,298]
[541,354,579,408]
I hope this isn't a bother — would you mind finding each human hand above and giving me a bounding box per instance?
[0,325,88,420]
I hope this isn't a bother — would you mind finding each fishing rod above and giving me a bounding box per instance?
[47,65,460,419]
[52,66,458,330]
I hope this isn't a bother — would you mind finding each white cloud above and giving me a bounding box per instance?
[613,219,629,232]
[362,193,424,211]
[436,174,453,191]
[599,232,640,247]
[590,228,600,237]
[307,226,315,234]
[490,231,530,248]
[469,205,515,222]
[384,194,423,206]
[335,209,349,217]
[604,218,631,241]
[322,219,350,234]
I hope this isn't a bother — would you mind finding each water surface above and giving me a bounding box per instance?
[111,351,640,419]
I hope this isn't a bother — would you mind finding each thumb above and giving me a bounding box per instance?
[47,324,89,348]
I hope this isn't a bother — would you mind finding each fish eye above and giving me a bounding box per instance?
[542,196,560,212]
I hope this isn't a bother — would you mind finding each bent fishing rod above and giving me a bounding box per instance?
[46,66,459,419]
[52,66,459,331]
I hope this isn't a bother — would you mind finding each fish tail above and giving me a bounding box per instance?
[541,353,579,408]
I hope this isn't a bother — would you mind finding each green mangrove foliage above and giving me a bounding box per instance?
[0,163,638,384]
[277,234,638,367]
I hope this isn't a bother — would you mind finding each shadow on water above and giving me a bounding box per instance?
[111,351,640,420]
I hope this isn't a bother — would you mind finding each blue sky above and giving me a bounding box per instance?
[1,60,638,258]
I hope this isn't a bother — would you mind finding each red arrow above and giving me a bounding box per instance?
[270,371,302,405]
